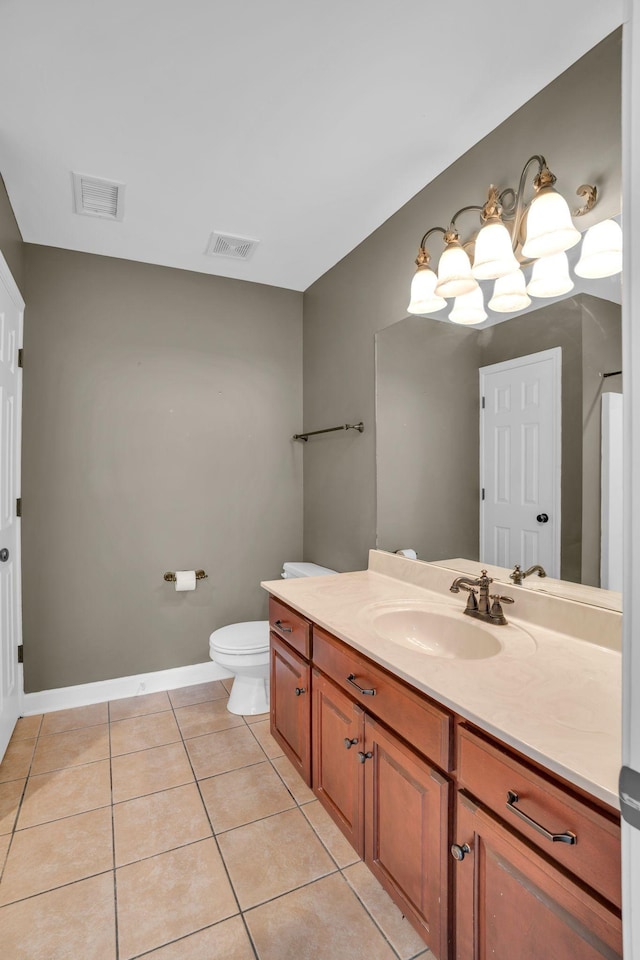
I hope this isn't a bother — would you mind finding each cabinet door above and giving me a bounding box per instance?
[453,792,622,960]
[364,714,449,959]
[312,669,365,857]
[270,632,311,785]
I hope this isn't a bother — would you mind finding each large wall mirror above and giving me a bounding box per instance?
[375,258,622,597]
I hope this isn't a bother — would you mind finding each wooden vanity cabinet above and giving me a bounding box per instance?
[453,723,622,959]
[269,599,312,785]
[453,792,622,960]
[267,594,622,960]
[311,668,365,856]
[363,714,450,959]
[311,628,451,958]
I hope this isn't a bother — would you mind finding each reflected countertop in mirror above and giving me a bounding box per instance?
[431,556,622,612]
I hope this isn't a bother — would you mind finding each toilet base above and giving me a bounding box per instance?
[227,673,270,716]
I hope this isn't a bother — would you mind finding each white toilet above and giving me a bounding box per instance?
[209,561,337,715]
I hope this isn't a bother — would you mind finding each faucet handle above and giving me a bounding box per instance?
[489,594,514,623]
[464,589,478,613]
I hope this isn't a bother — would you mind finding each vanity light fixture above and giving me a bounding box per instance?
[407,154,615,325]
[575,218,623,279]
[434,231,478,299]
[449,286,487,325]
[526,251,574,298]
[407,236,447,314]
[488,269,531,313]
[471,186,521,280]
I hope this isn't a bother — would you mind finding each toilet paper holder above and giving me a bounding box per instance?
[164,570,208,583]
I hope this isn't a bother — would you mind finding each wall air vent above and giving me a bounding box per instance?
[72,173,125,220]
[205,232,259,261]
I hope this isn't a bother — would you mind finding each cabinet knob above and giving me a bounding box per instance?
[343,737,358,749]
[275,619,292,633]
[294,687,306,696]
[450,842,471,862]
[357,751,373,764]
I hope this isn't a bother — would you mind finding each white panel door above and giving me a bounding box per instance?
[480,348,561,578]
[0,255,23,759]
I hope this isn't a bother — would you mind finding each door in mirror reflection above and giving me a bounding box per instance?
[480,348,561,577]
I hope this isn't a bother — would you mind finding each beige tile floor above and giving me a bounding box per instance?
[0,678,430,960]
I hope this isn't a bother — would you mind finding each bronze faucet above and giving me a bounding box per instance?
[450,569,514,625]
[509,564,547,586]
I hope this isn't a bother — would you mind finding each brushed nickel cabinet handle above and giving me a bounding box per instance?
[506,791,577,845]
[294,687,306,696]
[343,737,358,749]
[346,673,376,696]
[357,751,373,764]
[274,619,292,633]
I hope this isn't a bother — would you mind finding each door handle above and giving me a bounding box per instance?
[536,513,549,523]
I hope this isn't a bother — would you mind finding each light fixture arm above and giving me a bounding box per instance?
[415,226,447,267]
[449,204,484,235]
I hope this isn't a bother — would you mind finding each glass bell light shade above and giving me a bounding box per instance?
[472,219,520,280]
[488,269,532,313]
[434,239,478,299]
[575,219,623,278]
[449,286,487,325]
[407,264,447,314]
[521,187,581,259]
[526,251,574,298]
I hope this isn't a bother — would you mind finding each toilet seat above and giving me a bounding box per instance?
[209,621,269,656]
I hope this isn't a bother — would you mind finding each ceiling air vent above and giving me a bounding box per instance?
[72,173,125,220]
[205,232,259,261]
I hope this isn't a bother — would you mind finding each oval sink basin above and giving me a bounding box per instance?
[360,599,536,661]
[371,608,502,660]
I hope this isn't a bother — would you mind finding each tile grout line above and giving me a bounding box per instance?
[108,700,121,960]
[0,716,43,888]
[166,689,261,960]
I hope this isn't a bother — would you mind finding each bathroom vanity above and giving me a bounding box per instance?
[263,551,622,960]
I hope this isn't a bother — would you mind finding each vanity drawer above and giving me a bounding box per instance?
[313,626,451,771]
[269,597,311,659]
[457,724,621,909]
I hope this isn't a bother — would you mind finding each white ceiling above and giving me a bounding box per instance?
[0,1,625,292]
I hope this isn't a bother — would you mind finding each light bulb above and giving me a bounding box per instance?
[435,239,478,299]
[526,252,574,298]
[522,187,581,259]
[407,265,447,314]
[488,270,532,313]
[472,219,520,280]
[575,219,623,279]
[449,286,487,325]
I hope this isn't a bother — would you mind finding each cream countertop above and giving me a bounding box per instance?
[262,550,622,810]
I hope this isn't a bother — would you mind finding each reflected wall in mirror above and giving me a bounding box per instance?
[375,292,621,587]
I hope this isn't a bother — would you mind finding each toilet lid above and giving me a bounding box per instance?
[209,620,269,654]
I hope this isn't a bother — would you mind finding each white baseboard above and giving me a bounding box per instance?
[21,661,234,717]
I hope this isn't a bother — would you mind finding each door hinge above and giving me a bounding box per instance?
[482,488,485,501]
[17,645,23,664]
[481,396,485,409]
[16,497,22,518]
[18,348,23,368]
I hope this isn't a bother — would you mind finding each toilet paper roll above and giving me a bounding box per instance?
[395,548,418,560]
[175,570,197,591]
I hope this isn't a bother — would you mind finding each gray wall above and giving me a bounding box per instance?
[303,31,622,573]
[0,175,24,292]
[22,246,303,691]
[376,318,481,561]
